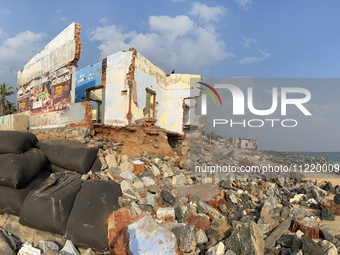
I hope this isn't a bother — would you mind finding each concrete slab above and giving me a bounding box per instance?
[127,216,177,255]
[171,183,220,202]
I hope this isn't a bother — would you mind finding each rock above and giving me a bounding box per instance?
[142,177,155,187]
[38,240,59,253]
[133,180,144,189]
[206,241,225,255]
[157,207,175,220]
[105,167,121,180]
[229,193,238,204]
[224,221,264,255]
[334,193,340,204]
[151,165,160,176]
[292,207,309,217]
[220,180,232,189]
[291,250,303,255]
[172,174,187,186]
[295,230,304,239]
[127,215,177,254]
[139,194,157,208]
[280,206,290,219]
[80,248,95,255]
[161,190,178,206]
[0,231,15,255]
[301,235,326,255]
[171,226,197,252]
[45,251,61,255]
[276,235,294,248]
[105,154,118,168]
[320,229,333,242]
[321,207,334,221]
[224,250,237,255]
[119,161,134,172]
[148,184,158,194]
[197,201,219,215]
[196,228,208,244]
[206,215,232,241]
[120,170,137,181]
[131,202,143,216]
[291,236,303,251]
[318,240,338,255]
[202,177,213,184]
[264,217,293,252]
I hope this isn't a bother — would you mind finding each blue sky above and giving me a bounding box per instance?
[0,0,339,151]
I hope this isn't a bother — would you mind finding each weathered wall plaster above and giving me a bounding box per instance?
[104,51,132,126]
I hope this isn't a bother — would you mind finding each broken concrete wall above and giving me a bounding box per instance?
[17,22,81,117]
[132,52,167,126]
[104,51,133,126]
[164,74,202,134]
[29,102,86,129]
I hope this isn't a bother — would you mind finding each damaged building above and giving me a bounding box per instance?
[10,22,205,140]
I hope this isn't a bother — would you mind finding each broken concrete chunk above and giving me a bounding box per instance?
[171,226,197,252]
[224,221,264,255]
[156,207,175,220]
[38,240,59,253]
[127,216,177,255]
[205,241,225,255]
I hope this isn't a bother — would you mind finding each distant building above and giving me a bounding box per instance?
[230,138,258,150]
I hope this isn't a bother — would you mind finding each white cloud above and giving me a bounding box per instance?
[188,3,228,22]
[2,9,11,15]
[235,0,252,11]
[59,17,67,22]
[0,30,46,67]
[241,37,256,48]
[91,14,233,74]
[0,27,7,39]
[239,48,270,64]
[56,9,61,14]
[100,18,109,24]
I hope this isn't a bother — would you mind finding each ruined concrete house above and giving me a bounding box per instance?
[230,137,258,150]
[7,22,205,138]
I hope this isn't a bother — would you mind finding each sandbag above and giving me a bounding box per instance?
[90,157,102,173]
[0,170,51,216]
[47,159,101,174]
[66,179,122,251]
[19,172,82,236]
[47,164,72,173]
[0,131,38,154]
[36,139,99,174]
[0,148,48,189]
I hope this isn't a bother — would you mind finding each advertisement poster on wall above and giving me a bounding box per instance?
[29,72,71,116]
[17,89,31,113]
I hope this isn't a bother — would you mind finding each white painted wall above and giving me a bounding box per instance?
[104,51,132,126]
[17,22,79,88]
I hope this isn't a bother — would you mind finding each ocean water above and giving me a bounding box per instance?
[289,151,340,165]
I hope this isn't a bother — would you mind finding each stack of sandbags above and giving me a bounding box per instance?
[0,131,50,216]
[36,139,99,174]
[19,172,82,236]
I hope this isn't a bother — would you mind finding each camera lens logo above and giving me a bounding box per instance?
[196,82,222,115]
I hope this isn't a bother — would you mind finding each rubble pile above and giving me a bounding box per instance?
[1,132,340,254]
[78,141,340,255]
